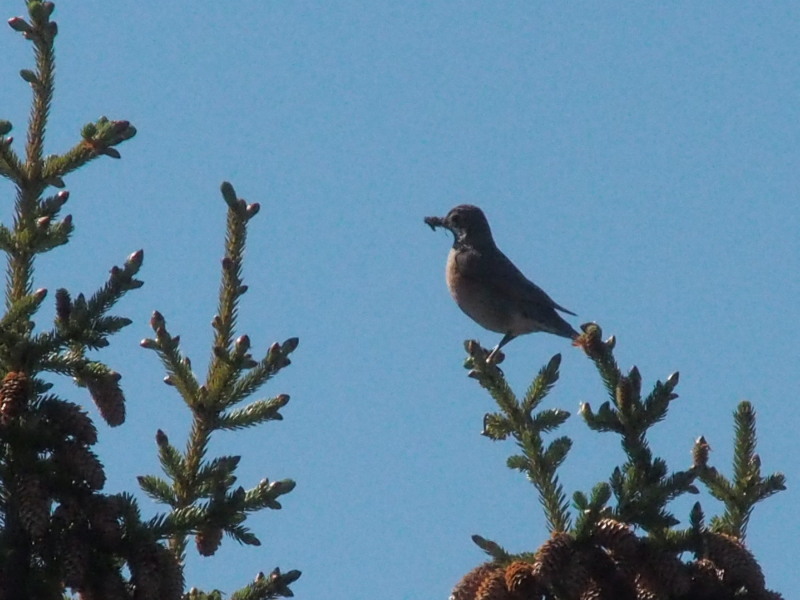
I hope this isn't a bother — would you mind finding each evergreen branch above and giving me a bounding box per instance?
[34,348,90,376]
[482,412,513,440]
[6,189,37,305]
[32,213,73,253]
[138,474,179,506]
[575,323,620,401]
[578,328,698,534]
[243,479,296,512]
[85,249,144,316]
[37,189,69,219]
[154,429,187,484]
[192,456,241,496]
[579,401,625,434]
[471,534,512,562]
[641,373,679,428]
[0,287,47,332]
[137,183,297,581]
[695,402,786,539]
[224,338,298,407]
[522,353,562,414]
[543,436,572,469]
[466,342,573,532]
[464,340,520,421]
[41,118,137,179]
[0,121,24,183]
[530,408,571,434]
[225,523,260,546]
[149,505,209,539]
[732,401,758,487]
[141,311,200,402]
[208,182,255,377]
[217,395,289,431]
[572,483,612,540]
[229,568,302,600]
[0,224,13,253]
[34,252,141,354]
[23,2,57,176]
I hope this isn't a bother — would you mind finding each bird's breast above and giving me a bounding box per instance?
[445,248,508,334]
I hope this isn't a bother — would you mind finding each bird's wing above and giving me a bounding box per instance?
[455,246,577,316]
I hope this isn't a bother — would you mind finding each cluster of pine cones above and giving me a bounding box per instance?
[451,519,782,600]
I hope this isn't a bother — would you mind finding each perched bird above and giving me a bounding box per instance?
[425,204,578,359]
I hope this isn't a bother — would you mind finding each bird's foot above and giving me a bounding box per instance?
[485,346,505,365]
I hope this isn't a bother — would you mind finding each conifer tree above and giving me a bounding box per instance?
[0,2,299,598]
[451,324,785,600]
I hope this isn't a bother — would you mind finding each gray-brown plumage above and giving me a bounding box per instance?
[425,204,577,358]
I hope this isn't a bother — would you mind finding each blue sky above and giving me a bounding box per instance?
[1,2,798,598]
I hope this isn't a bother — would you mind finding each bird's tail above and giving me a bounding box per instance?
[553,313,580,340]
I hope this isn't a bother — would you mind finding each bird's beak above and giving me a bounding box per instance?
[424,215,445,231]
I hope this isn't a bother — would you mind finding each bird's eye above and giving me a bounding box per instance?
[450,213,461,225]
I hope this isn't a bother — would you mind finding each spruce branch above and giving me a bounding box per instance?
[575,323,695,534]
[0,121,24,183]
[140,183,299,594]
[21,0,57,177]
[694,401,786,540]
[465,341,572,533]
[229,568,302,600]
[471,534,512,562]
[453,326,786,599]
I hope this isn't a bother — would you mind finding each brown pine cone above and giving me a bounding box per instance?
[195,526,223,557]
[16,475,50,538]
[531,532,575,587]
[703,531,765,592]
[475,568,512,600]
[504,561,541,599]
[0,371,30,424]
[451,563,502,600]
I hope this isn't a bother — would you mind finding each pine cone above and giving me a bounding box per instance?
[451,563,501,600]
[78,570,129,600]
[633,577,658,600]
[637,549,691,598]
[582,546,637,600]
[52,497,88,531]
[703,531,765,592]
[195,526,223,556]
[592,519,639,560]
[579,580,604,600]
[62,534,91,589]
[686,559,727,599]
[558,556,593,600]
[55,441,106,490]
[532,533,575,587]
[475,568,512,600]
[504,561,541,599]
[89,495,123,548]
[130,543,162,600]
[0,371,30,424]
[156,543,184,600]
[86,375,125,427]
[41,399,98,445]
[16,475,50,538]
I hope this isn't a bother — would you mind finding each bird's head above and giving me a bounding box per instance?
[424,204,494,245]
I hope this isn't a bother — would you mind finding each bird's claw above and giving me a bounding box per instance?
[485,347,505,365]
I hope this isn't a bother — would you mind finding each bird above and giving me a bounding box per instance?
[425,204,578,360]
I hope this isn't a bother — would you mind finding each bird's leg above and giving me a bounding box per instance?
[487,332,515,363]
